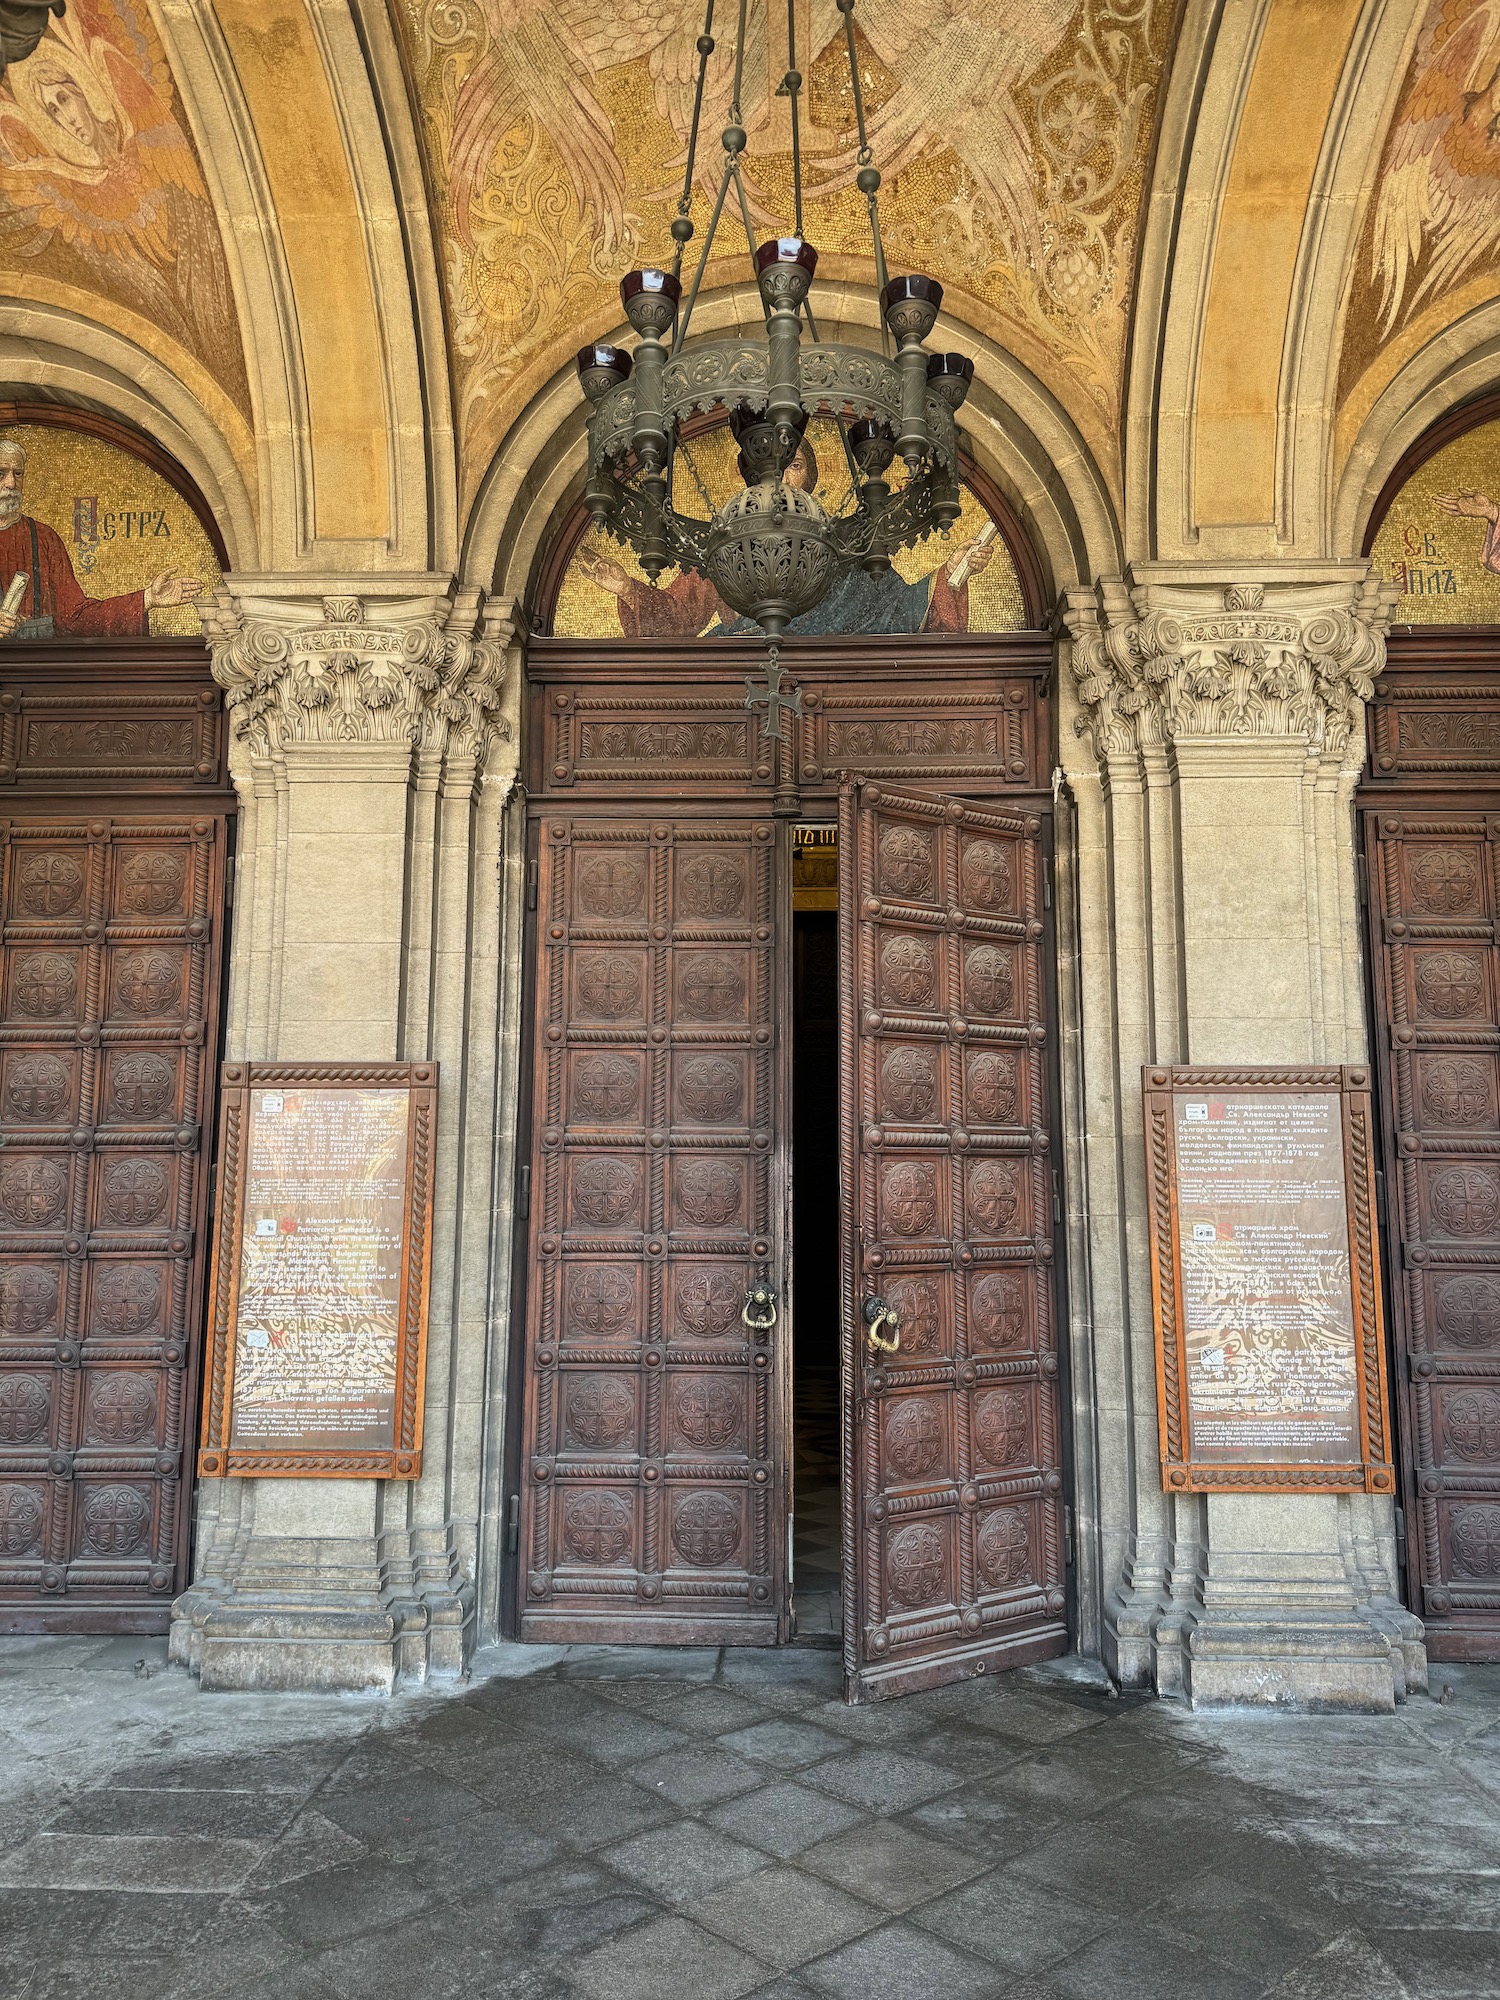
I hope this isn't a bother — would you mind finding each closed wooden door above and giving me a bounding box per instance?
[839,780,1067,1698]
[517,813,787,1643]
[0,811,226,1628]
[1366,809,1500,1659]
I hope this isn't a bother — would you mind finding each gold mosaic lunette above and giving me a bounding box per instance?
[0,426,221,639]
[552,419,1026,640]
[1370,421,1500,628]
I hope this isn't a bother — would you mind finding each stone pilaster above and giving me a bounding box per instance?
[1064,564,1426,1710]
[170,578,518,1692]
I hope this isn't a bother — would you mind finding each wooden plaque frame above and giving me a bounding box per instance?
[1143,1065,1394,1495]
[196,1062,437,1480]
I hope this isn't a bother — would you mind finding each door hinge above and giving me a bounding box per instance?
[527,859,539,910]
[507,1493,520,1555]
[1393,1506,1407,1568]
[1042,868,1052,911]
[516,1164,531,1219]
[1052,1169,1061,1225]
[224,855,235,908]
[1355,852,1367,905]
[1064,1505,1075,1566]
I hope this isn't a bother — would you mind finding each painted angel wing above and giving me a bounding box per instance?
[804,0,1076,251]
[1373,0,1500,335]
[448,0,770,257]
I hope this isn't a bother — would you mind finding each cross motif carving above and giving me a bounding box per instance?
[744,657,801,743]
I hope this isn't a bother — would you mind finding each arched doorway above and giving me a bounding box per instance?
[0,405,233,1633]
[505,434,1073,1698]
[1362,394,1500,1662]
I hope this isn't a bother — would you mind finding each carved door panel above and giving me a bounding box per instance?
[1367,811,1500,1659]
[518,815,786,1643]
[840,780,1067,1698]
[0,813,225,1629]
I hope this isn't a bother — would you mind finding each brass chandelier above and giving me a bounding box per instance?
[576,0,974,737]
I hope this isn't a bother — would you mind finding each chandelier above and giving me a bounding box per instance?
[575,0,973,739]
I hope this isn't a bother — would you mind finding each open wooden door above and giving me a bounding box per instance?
[839,779,1068,1698]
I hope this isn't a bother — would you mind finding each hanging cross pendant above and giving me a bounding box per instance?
[744,657,801,743]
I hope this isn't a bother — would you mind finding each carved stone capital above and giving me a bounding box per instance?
[201,581,515,763]
[1066,571,1398,760]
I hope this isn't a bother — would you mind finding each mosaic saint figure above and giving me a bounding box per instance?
[0,437,201,638]
[0,1,237,365]
[576,440,998,639]
[1437,488,1500,575]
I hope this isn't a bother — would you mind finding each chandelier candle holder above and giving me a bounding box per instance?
[576,0,974,742]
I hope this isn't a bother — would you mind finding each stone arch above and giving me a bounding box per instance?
[1335,304,1500,562]
[0,302,256,570]
[148,0,452,573]
[459,285,1122,625]
[1130,0,1427,561]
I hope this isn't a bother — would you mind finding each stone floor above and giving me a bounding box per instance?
[0,1637,1496,2000]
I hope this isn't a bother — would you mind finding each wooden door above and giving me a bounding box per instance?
[0,810,226,1629]
[1366,808,1500,1659]
[517,812,787,1643]
[839,779,1067,1698]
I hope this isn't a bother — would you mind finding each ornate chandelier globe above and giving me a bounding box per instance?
[575,0,974,735]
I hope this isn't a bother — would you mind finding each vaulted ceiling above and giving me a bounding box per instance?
[0,0,1493,583]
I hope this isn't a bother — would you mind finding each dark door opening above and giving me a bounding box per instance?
[792,899,841,1641]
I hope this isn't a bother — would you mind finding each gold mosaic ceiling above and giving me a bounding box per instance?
[396,0,1173,503]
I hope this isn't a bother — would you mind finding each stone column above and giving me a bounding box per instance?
[169,581,515,1692]
[1066,565,1426,1711]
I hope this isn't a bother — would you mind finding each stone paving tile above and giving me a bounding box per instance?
[799,1918,1004,2000]
[0,1955,184,2000]
[0,1889,219,1957]
[51,1787,297,1839]
[565,1912,770,2000]
[627,1743,765,1809]
[1043,1918,1265,2000]
[798,1744,962,1811]
[634,1686,773,1737]
[717,1718,854,1768]
[242,1858,440,1951]
[0,1830,265,1893]
[0,1639,1498,2000]
[535,1698,692,1768]
[1162,1872,1343,1983]
[1369,1925,1500,1997]
[688,1863,881,1970]
[705,1779,867,1858]
[601,1819,768,1903]
[796,1818,987,1911]
[910,1868,1112,1974]
[1262,1932,1416,2000]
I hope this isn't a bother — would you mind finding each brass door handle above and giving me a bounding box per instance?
[863,1295,900,1354]
[742,1285,778,1332]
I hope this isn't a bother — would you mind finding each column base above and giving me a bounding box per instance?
[171,1581,474,1692]
[169,1524,475,1693]
[1182,1603,1424,1712]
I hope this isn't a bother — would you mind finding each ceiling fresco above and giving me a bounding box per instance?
[396,0,1172,504]
[0,0,249,417]
[1340,0,1500,414]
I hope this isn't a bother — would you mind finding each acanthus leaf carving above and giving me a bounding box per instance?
[203,585,514,762]
[1067,574,1396,759]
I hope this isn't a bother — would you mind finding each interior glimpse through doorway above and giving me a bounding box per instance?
[792,837,842,1642]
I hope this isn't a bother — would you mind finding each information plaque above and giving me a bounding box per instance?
[196,1063,437,1479]
[1143,1066,1393,1494]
